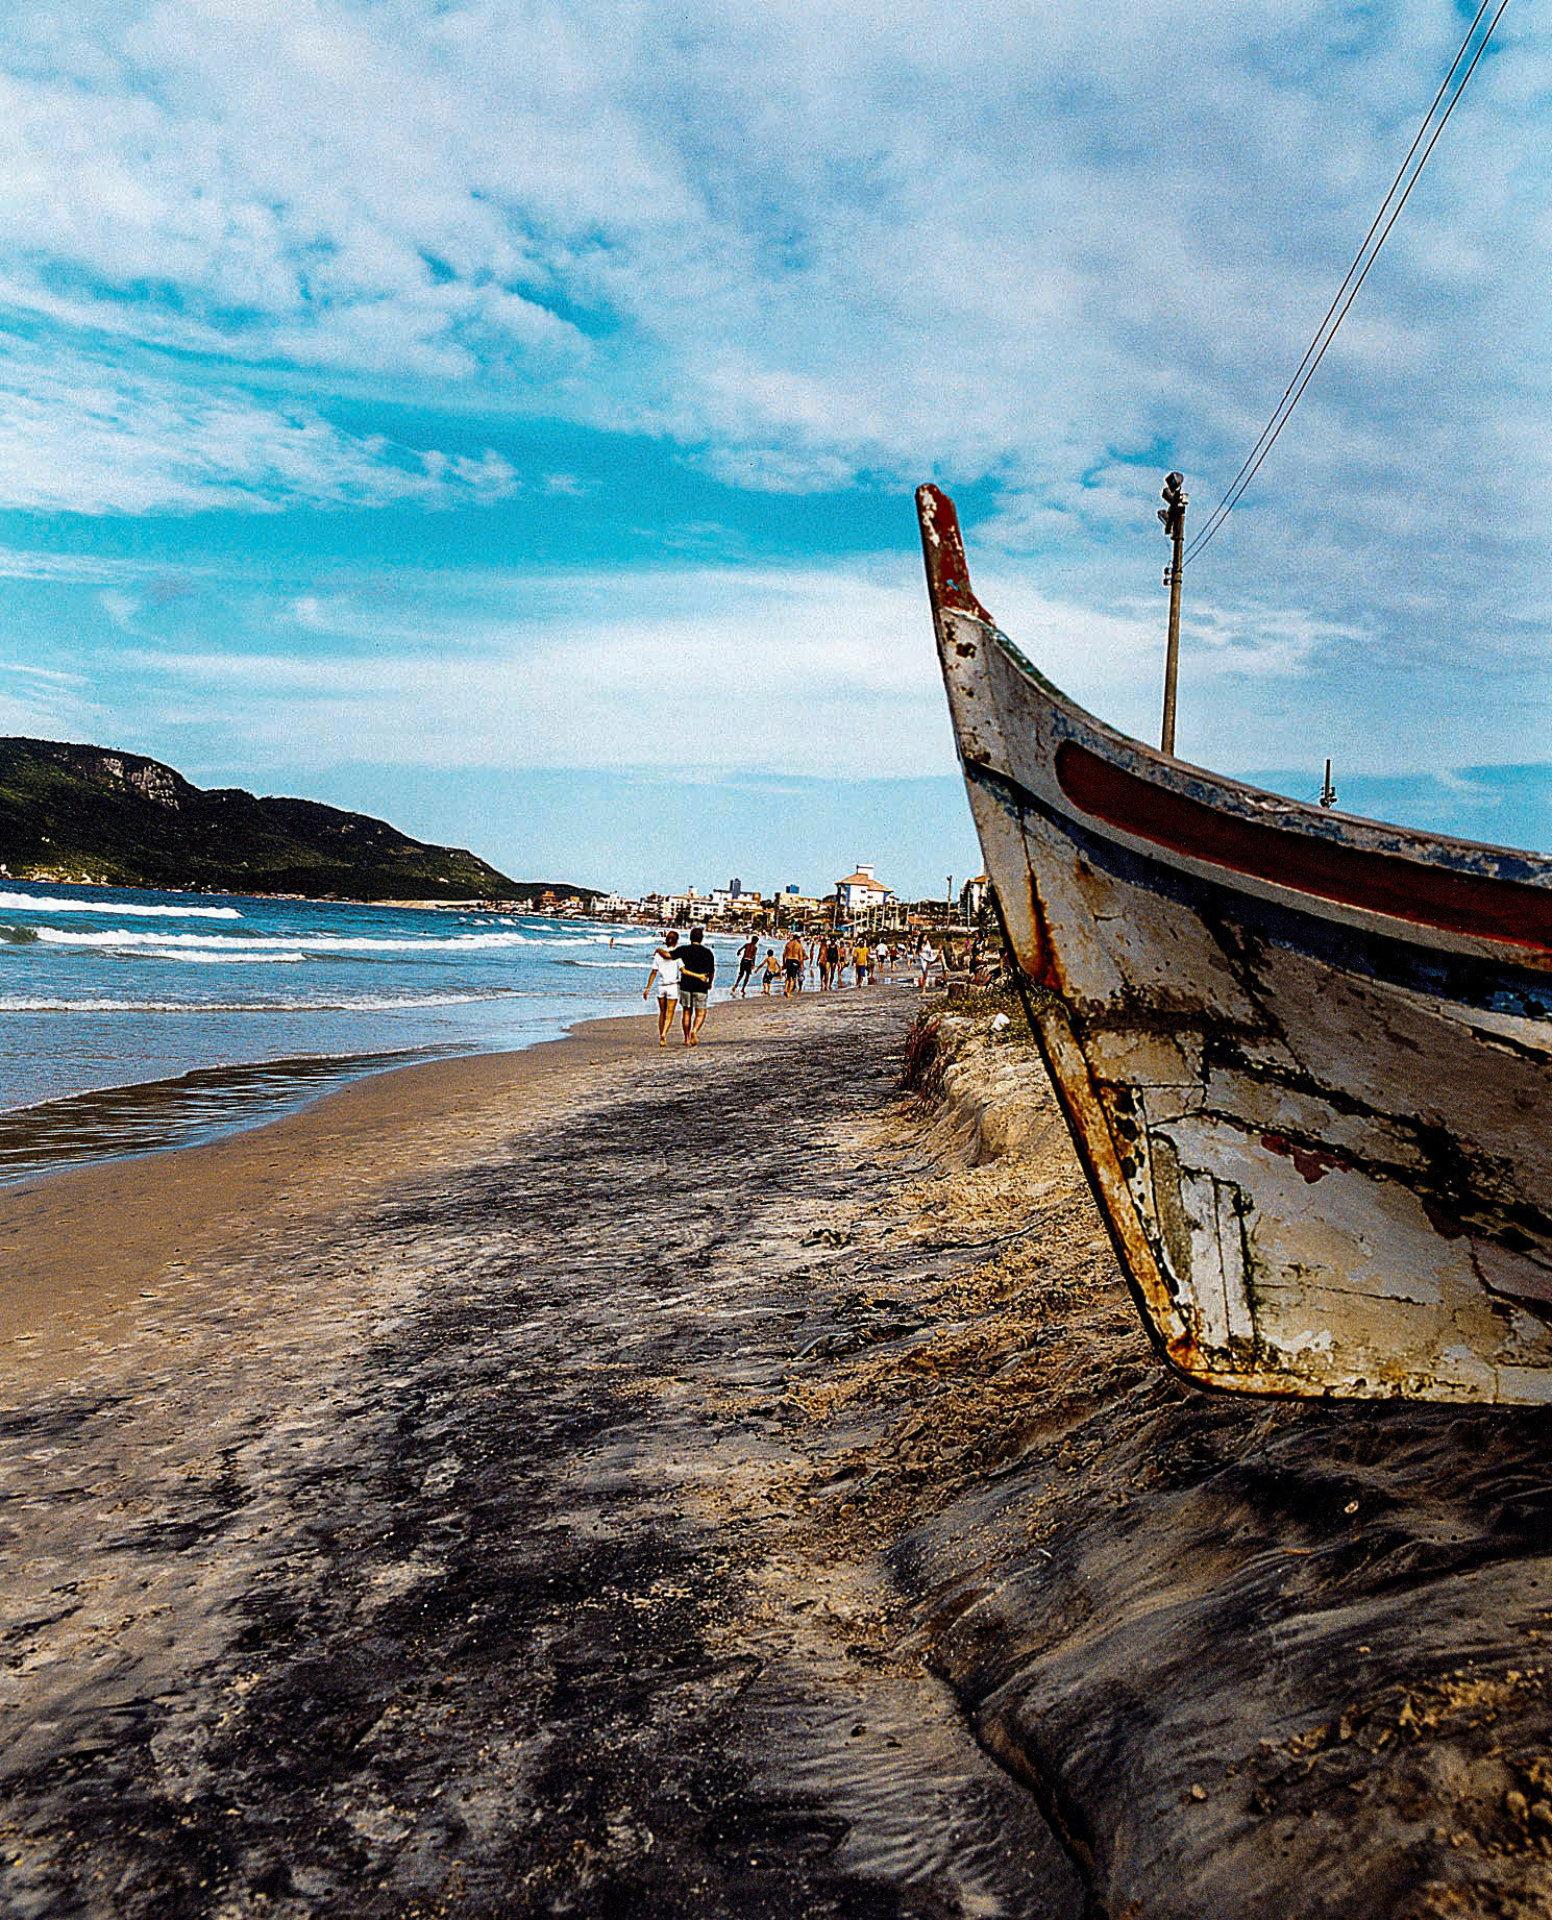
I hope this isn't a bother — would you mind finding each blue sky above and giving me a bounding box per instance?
[0,1,1547,894]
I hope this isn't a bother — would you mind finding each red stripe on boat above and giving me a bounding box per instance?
[1055,741,1552,952]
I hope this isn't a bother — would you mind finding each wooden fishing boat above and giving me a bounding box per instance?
[918,483,1552,1403]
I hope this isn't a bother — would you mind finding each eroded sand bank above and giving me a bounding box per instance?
[3,991,1550,1918]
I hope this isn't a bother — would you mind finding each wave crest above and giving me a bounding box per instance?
[0,891,242,919]
[0,989,523,1014]
[33,927,549,953]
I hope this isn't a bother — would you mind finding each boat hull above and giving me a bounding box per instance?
[918,483,1552,1403]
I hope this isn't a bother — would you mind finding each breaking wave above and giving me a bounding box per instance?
[32,927,545,953]
[165,950,307,965]
[0,989,523,1015]
[0,891,242,919]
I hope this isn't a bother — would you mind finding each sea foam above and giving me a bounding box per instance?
[0,891,242,919]
[32,927,544,953]
[0,989,521,1014]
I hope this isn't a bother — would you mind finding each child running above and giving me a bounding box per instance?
[733,933,759,996]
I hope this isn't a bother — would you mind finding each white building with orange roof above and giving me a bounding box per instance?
[834,863,892,917]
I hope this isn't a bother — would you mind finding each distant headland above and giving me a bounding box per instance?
[0,737,597,906]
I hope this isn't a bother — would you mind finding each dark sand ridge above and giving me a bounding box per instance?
[5,989,1552,1917]
[0,991,1084,1919]
[883,1016,1552,1919]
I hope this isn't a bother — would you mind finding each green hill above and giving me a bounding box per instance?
[0,738,589,904]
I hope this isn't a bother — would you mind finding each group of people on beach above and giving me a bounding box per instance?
[643,928,972,1047]
[754,931,882,996]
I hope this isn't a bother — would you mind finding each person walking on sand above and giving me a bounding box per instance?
[782,932,805,997]
[734,933,759,997]
[677,926,716,1045]
[760,948,781,994]
[643,930,682,1046]
[854,939,871,987]
[917,938,941,993]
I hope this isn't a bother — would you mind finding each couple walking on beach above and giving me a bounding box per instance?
[642,928,716,1047]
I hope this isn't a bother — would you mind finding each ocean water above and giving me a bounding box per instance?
[0,882,746,1184]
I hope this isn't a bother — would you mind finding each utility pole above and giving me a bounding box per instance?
[1158,471,1187,756]
[1319,758,1337,809]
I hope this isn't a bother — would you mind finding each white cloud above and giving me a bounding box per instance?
[1,3,1543,524]
[110,555,1351,777]
[97,588,140,629]
[0,657,98,737]
[0,334,520,513]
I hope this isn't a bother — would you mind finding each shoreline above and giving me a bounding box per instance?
[0,988,891,1377]
[0,928,788,1193]
[0,971,919,1195]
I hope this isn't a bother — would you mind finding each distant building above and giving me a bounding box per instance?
[772,892,826,927]
[640,890,691,922]
[708,881,761,915]
[959,874,989,921]
[834,863,893,918]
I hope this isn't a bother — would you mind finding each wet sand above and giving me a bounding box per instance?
[0,1003,759,1367]
[0,991,1083,1918]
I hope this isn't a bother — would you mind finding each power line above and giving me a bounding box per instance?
[1184,0,1513,567]
[1183,0,1492,563]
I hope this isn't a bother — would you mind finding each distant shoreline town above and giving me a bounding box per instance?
[519,863,993,936]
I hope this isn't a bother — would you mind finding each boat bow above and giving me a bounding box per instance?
[918,482,1552,1404]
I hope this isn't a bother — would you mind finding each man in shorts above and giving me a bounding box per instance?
[677,926,716,1045]
[782,933,805,997]
[642,929,682,1046]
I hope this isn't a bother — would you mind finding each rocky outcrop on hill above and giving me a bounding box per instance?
[0,737,588,903]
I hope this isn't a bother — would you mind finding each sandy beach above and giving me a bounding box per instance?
[0,992,1083,1918]
[4,990,1552,1919]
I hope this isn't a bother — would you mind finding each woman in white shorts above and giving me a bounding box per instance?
[643,932,683,1047]
[916,940,941,993]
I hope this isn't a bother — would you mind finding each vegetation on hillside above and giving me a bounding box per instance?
[0,738,590,904]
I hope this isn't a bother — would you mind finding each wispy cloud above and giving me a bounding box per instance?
[97,588,140,630]
[0,334,521,514]
[100,555,1356,779]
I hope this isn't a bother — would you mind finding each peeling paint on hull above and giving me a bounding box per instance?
[917,483,1552,1404]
